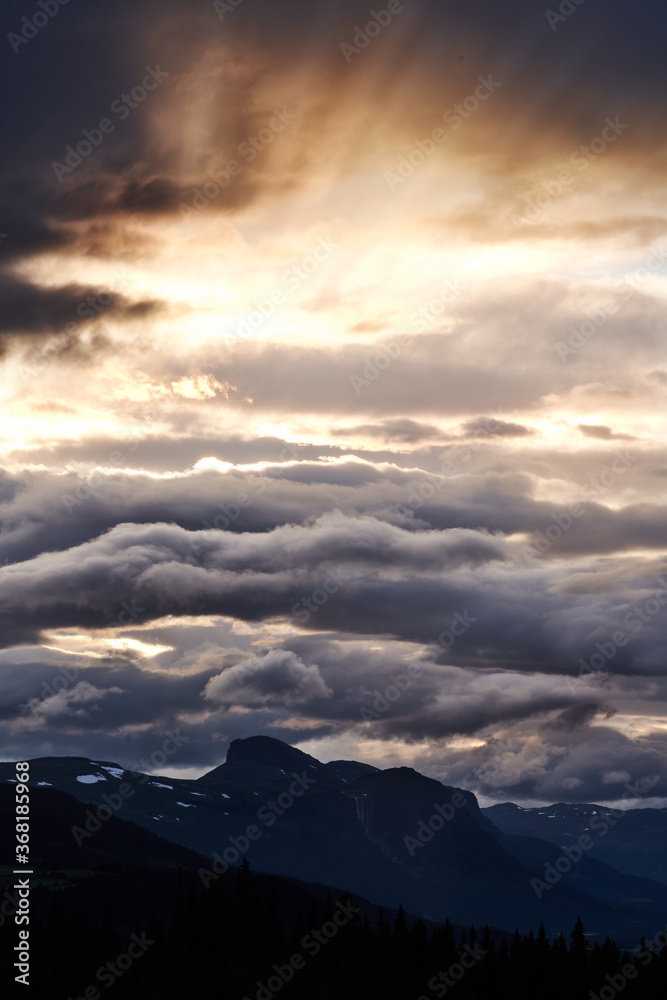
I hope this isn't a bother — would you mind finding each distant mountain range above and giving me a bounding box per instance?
[483,801,667,885]
[3,735,667,947]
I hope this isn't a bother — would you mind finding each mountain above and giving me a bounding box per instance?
[0,780,433,938]
[6,782,658,1000]
[3,736,667,946]
[483,801,667,885]
[4,782,488,999]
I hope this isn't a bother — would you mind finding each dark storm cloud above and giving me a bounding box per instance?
[527,734,667,804]
[0,515,506,613]
[4,635,667,803]
[0,517,665,676]
[0,1,338,264]
[0,654,241,770]
[546,702,602,732]
[20,660,217,732]
[205,648,332,707]
[2,0,667,272]
[0,634,601,762]
[1,461,667,570]
[419,717,667,806]
[289,640,588,739]
[0,272,160,338]
[0,214,70,263]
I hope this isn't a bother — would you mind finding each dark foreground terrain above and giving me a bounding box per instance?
[1,747,667,997]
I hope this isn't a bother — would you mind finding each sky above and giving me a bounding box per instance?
[1,0,666,807]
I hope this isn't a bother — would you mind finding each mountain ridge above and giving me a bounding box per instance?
[3,736,667,946]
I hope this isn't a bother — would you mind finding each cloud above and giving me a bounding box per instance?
[0,514,665,679]
[410,708,667,805]
[0,514,507,640]
[1,627,667,805]
[0,272,161,358]
[335,418,443,443]
[26,681,123,720]
[602,769,631,785]
[577,423,635,441]
[204,648,332,707]
[3,454,667,573]
[462,416,534,438]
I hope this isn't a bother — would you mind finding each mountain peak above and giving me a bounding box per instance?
[225,735,322,771]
